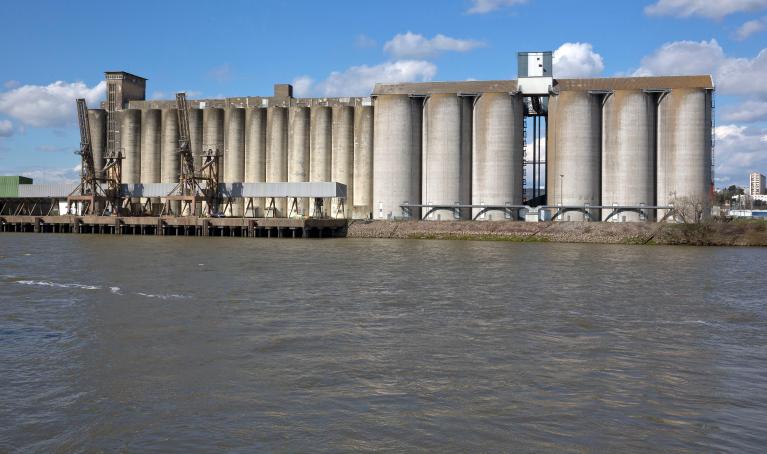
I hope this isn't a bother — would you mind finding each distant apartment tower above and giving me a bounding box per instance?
[750,172,766,196]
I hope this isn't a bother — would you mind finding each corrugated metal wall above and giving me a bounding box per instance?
[0,176,33,197]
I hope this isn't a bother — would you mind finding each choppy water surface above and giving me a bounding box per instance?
[1,234,766,452]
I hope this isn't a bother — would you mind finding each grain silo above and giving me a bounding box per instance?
[372,95,422,219]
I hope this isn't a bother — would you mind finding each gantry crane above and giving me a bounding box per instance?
[161,92,221,216]
[67,98,123,215]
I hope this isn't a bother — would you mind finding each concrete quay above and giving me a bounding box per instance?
[0,216,348,238]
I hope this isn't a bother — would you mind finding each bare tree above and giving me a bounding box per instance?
[671,195,707,224]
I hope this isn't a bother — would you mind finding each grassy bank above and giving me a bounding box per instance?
[346,220,767,246]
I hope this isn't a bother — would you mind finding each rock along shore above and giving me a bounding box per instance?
[346,220,767,246]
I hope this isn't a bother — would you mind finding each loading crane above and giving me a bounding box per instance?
[161,93,221,216]
[67,99,122,215]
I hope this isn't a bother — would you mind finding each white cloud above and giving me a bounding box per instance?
[633,39,723,77]
[713,124,767,185]
[645,0,767,19]
[292,60,437,97]
[735,16,767,39]
[466,0,527,14]
[716,48,767,95]
[3,80,20,89]
[553,42,604,77]
[722,99,767,122]
[633,40,767,96]
[0,119,12,137]
[383,32,485,59]
[17,165,81,184]
[0,80,106,128]
[715,124,747,140]
[291,76,315,98]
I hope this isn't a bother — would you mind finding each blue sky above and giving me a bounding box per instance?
[0,0,765,187]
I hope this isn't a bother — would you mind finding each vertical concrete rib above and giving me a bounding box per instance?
[88,109,107,176]
[288,106,310,216]
[310,106,332,216]
[547,91,602,221]
[373,95,422,219]
[657,88,712,221]
[353,105,374,219]
[266,106,288,216]
[332,106,354,218]
[245,107,267,216]
[120,109,141,184]
[471,93,524,220]
[225,107,245,216]
[602,90,656,221]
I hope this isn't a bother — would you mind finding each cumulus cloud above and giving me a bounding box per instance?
[713,124,767,185]
[292,60,437,97]
[466,0,528,14]
[735,16,767,39]
[15,165,81,184]
[645,0,767,19]
[0,80,106,128]
[633,39,767,96]
[553,42,604,77]
[722,99,767,122]
[0,119,12,137]
[717,49,767,95]
[384,32,485,59]
[633,39,724,77]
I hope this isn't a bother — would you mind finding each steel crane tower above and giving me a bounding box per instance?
[161,93,221,216]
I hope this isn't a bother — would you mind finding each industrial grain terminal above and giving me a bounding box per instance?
[0,52,714,235]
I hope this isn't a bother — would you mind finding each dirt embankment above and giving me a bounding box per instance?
[346,220,767,246]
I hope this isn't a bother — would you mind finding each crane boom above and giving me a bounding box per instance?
[176,93,195,186]
[76,98,97,198]
[160,92,221,216]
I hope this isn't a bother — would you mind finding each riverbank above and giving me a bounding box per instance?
[347,220,767,246]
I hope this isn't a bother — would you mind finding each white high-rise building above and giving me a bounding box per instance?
[750,172,766,196]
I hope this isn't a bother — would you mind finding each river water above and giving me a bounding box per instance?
[1,234,765,452]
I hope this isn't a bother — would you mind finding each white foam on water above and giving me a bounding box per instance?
[15,280,101,290]
[135,292,188,300]
[12,278,189,300]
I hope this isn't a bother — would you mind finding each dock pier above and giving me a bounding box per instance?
[0,216,348,238]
